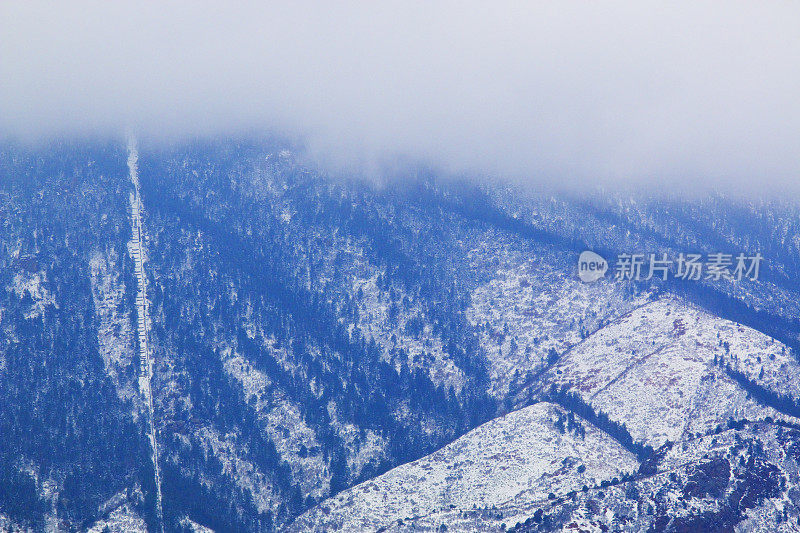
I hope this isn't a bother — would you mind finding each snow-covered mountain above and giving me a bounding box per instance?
[291,295,800,531]
[524,295,800,448]
[2,139,800,531]
[290,401,639,532]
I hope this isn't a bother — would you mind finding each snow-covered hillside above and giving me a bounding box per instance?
[297,294,800,532]
[526,296,800,448]
[466,235,649,398]
[5,140,800,531]
[512,421,800,532]
[289,402,639,532]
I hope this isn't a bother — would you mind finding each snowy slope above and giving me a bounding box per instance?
[289,402,639,532]
[511,421,800,532]
[465,234,650,398]
[527,296,800,448]
[297,294,800,532]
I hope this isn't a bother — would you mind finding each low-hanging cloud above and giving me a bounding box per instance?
[1,1,799,194]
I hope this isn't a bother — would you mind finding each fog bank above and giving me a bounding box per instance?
[2,1,799,193]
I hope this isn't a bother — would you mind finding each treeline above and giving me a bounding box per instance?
[545,385,654,460]
[722,363,800,419]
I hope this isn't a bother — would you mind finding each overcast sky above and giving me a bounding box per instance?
[1,1,799,193]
